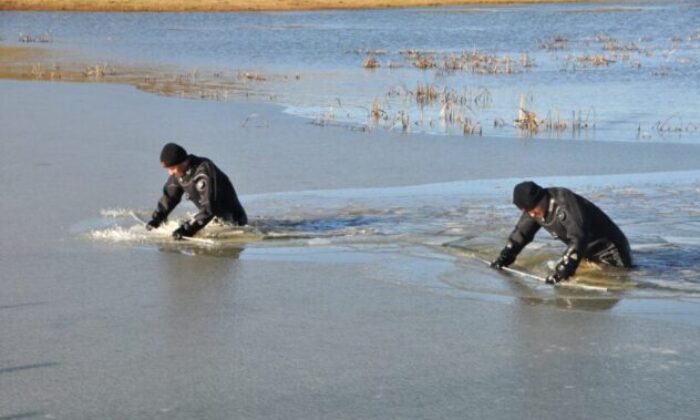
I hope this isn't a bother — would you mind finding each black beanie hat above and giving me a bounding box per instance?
[513,181,545,210]
[160,143,188,167]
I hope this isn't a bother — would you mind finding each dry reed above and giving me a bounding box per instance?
[362,55,380,69]
[514,94,540,133]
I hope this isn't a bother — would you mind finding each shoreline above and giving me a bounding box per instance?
[1,0,624,12]
[0,46,280,102]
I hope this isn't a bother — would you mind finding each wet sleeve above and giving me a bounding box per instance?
[184,165,217,235]
[559,193,590,257]
[507,212,541,254]
[153,177,183,222]
[554,193,590,278]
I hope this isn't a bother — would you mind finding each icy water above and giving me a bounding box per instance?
[3,3,700,418]
[93,171,700,300]
[2,78,697,302]
[2,0,699,142]
[3,80,700,418]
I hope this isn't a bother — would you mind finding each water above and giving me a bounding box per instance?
[2,1,699,142]
[88,171,700,299]
[3,5,700,418]
[3,77,700,304]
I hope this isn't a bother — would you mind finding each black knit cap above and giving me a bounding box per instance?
[513,181,545,210]
[160,143,188,167]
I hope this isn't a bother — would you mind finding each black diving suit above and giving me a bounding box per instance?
[495,187,632,282]
[149,154,247,237]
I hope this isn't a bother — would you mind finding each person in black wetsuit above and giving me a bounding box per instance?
[491,181,632,284]
[145,143,247,239]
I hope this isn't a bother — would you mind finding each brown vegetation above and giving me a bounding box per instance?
[0,46,277,101]
[365,83,493,136]
[514,94,540,133]
[362,56,380,69]
[398,49,530,75]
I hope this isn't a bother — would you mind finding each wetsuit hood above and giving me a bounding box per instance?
[160,143,188,167]
[513,181,546,211]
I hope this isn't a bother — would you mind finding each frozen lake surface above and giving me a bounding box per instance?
[2,2,700,418]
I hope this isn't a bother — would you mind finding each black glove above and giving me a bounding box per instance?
[172,222,199,240]
[546,273,564,284]
[145,211,165,231]
[145,219,160,231]
[546,249,579,284]
[491,244,517,269]
[172,225,187,240]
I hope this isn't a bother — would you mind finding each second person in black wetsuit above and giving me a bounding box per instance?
[491,181,632,284]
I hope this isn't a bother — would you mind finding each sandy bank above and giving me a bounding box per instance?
[0,46,280,101]
[2,0,617,12]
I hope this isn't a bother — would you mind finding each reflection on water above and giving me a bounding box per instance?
[520,295,621,311]
[156,250,242,355]
[159,247,239,280]
[1,2,698,142]
[158,243,245,259]
[86,172,700,304]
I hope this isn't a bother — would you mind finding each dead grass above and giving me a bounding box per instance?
[0,46,277,102]
[18,32,53,43]
[84,63,113,79]
[458,116,482,135]
[415,82,439,106]
[571,109,594,132]
[514,94,540,133]
[370,98,387,121]
[362,55,380,69]
[569,54,615,67]
[550,29,690,75]
[513,94,596,135]
[238,71,267,81]
[364,83,494,136]
[403,49,528,75]
[543,111,568,133]
[538,35,568,51]
[654,114,698,135]
[394,111,410,132]
[412,55,437,70]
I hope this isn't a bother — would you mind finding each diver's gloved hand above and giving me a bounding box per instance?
[172,223,197,240]
[146,211,165,231]
[545,273,564,284]
[546,249,578,284]
[145,219,160,231]
[491,244,517,269]
[172,226,184,240]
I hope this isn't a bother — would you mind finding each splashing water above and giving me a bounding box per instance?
[84,171,700,301]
